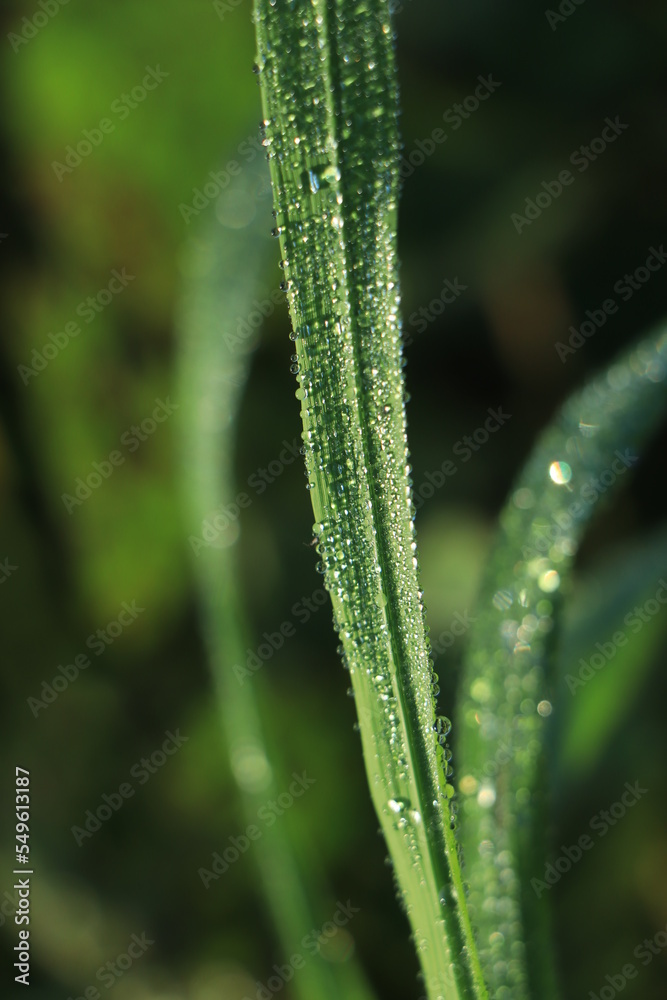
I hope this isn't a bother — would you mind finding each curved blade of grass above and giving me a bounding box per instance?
[455,328,667,1000]
[177,153,376,1000]
[254,4,487,998]
[555,528,667,782]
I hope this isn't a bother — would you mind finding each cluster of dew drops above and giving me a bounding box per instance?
[253,55,467,904]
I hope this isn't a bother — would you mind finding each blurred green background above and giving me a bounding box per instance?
[1,1,667,998]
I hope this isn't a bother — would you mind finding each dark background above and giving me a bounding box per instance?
[1,1,667,998]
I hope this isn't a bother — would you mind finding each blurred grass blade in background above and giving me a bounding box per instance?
[555,527,667,782]
[177,152,375,1000]
[254,2,488,998]
[456,328,667,1000]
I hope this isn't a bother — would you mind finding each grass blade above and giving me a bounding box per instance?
[555,529,667,781]
[177,153,376,1000]
[455,328,667,999]
[254,4,488,997]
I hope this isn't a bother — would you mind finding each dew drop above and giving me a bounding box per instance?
[492,590,513,611]
[549,461,572,485]
[435,716,452,738]
[538,569,560,593]
[388,797,408,814]
[477,784,496,808]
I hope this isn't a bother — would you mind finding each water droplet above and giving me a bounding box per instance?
[477,784,496,808]
[388,797,408,814]
[492,590,513,610]
[538,569,560,593]
[513,488,535,509]
[549,461,572,485]
[459,775,478,796]
[470,679,491,703]
[435,716,451,738]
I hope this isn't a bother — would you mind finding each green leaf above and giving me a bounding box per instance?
[177,151,375,1000]
[254,4,487,998]
[555,529,667,781]
[456,328,667,1000]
